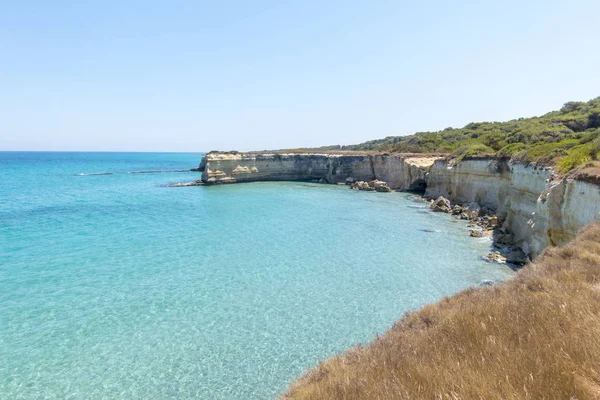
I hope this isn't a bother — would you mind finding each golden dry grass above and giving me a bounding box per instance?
[283,223,600,400]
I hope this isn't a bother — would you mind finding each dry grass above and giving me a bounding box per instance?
[570,161,600,185]
[283,223,600,400]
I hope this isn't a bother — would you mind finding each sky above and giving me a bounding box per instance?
[1,0,599,152]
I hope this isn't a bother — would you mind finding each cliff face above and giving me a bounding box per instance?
[425,159,600,258]
[199,152,439,190]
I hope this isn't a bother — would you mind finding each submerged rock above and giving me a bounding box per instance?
[166,180,204,187]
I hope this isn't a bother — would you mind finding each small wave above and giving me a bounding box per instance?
[76,172,113,176]
[127,170,191,174]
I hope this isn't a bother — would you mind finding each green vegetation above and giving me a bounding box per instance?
[320,97,600,173]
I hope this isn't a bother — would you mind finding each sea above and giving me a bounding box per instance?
[0,152,514,399]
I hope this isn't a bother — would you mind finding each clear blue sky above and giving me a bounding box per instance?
[1,0,599,152]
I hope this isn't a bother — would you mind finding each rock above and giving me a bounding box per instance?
[350,181,376,191]
[485,251,506,263]
[480,279,495,286]
[345,177,355,185]
[495,232,514,245]
[459,212,470,220]
[467,211,479,220]
[469,229,486,238]
[166,180,204,187]
[372,180,392,192]
[505,248,528,265]
[451,205,463,215]
[430,196,452,213]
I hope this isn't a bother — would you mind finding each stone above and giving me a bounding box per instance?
[430,196,452,213]
[371,180,392,192]
[485,251,506,263]
[505,248,528,265]
[451,205,463,215]
[351,181,376,191]
[469,229,487,238]
[495,232,514,245]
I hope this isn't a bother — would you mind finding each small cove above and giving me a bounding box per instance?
[0,152,514,399]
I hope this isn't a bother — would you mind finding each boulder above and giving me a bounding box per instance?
[430,196,452,213]
[372,180,392,192]
[469,229,488,238]
[451,205,463,215]
[350,181,375,191]
[485,251,507,263]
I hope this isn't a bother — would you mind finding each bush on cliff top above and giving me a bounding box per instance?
[283,222,600,400]
[320,96,600,172]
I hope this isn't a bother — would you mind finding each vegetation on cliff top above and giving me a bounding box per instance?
[283,222,600,400]
[319,97,600,173]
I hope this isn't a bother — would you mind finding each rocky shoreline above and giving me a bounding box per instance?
[339,177,528,266]
[415,194,528,266]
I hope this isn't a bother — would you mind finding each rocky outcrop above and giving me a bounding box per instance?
[350,180,392,192]
[199,152,440,190]
[430,196,452,213]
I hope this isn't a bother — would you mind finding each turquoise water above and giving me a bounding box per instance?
[0,152,514,399]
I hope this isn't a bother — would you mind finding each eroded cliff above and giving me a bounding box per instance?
[425,158,600,258]
[199,152,439,191]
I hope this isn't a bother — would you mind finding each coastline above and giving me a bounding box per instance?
[195,151,600,261]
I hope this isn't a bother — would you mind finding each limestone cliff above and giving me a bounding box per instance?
[199,152,439,191]
[425,158,600,258]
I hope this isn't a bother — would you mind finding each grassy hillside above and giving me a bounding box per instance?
[283,223,600,400]
[320,97,600,173]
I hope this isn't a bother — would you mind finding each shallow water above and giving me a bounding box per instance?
[0,152,514,399]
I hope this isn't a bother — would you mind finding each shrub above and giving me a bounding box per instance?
[452,144,495,162]
[497,143,527,158]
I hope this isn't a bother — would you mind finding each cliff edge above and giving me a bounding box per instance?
[199,151,441,191]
